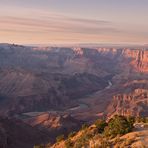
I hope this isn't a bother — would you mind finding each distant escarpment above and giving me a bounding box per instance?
[96,48,148,73]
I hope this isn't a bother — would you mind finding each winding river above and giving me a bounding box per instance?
[67,80,113,112]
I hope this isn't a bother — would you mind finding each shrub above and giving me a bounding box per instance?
[75,137,89,148]
[74,132,91,148]
[145,117,148,123]
[85,132,94,139]
[113,135,121,144]
[56,134,64,143]
[126,116,135,128]
[100,138,111,148]
[104,115,133,138]
[65,139,73,148]
[68,131,76,138]
[135,117,147,123]
[81,123,88,130]
[95,119,108,133]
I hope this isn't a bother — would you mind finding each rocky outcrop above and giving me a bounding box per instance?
[123,49,148,72]
[72,47,148,73]
[107,88,148,118]
[24,112,83,139]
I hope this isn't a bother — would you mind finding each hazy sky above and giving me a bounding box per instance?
[0,0,148,44]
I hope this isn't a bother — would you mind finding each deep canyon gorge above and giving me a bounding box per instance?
[0,44,148,147]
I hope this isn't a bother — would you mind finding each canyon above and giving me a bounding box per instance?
[0,44,148,119]
[0,43,148,147]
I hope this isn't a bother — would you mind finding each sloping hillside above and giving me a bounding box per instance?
[50,116,148,148]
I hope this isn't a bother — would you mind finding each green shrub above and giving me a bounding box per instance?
[100,138,111,148]
[126,116,135,128]
[141,117,148,123]
[85,132,94,139]
[65,139,73,148]
[56,134,64,143]
[113,135,121,144]
[74,132,91,148]
[135,117,147,123]
[145,117,148,123]
[81,123,88,130]
[95,119,108,133]
[104,115,133,138]
[75,136,89,148]
[68,131,76,138]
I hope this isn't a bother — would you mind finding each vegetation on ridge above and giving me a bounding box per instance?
[34,115,148,148]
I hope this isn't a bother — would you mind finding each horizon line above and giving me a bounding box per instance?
[0,42,148,48]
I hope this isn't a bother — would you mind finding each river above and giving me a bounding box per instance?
[67,80,113,111]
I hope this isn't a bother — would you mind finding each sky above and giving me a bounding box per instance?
[0,0,148,45]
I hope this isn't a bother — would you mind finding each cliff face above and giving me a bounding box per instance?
[73,47,148,73]
[107,81,148,118]
[0,45,147,75]
[96,48,148,72]
[123,49,148,72]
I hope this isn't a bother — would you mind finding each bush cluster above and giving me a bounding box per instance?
[55,115,137,148]
[95,119,108,133]
[104,115,134,138]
